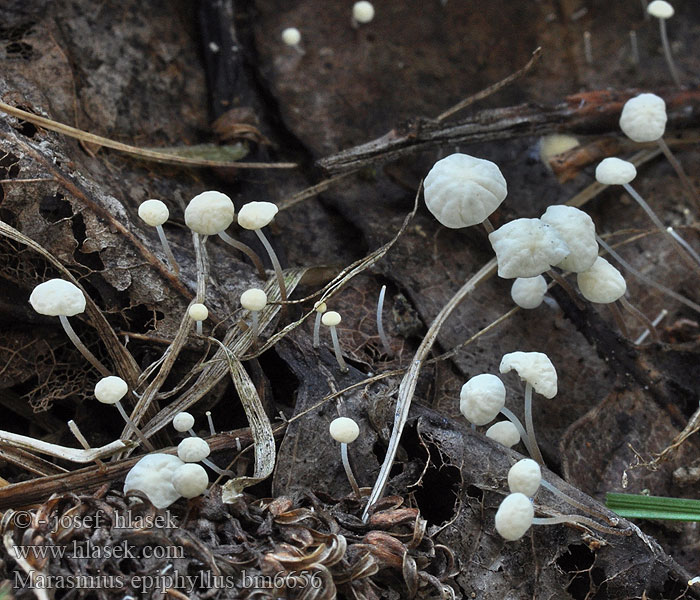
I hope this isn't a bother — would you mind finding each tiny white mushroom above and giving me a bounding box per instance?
[29,279,110,376]
[577,257,626,304]
[352,1,375,27]
[177,437,211,463]
[540,205,598,273]
[189,303,208,335]
[510,276,547,310]
[173,412,196,434]
[646,1,680,86]
[238,201,287,305]
[485,421,521,448]
[322,311,348,373]
[459,374,506,426]
[241,288,267,343]
[171,463,209,499]
[313,301,327,348]
[138,199,178,273]
[508,458,542,497]
[595,158,700,274]
[539,134,580,170]
[495,492,534,541]
[489,218,570,279]
[281,27,304,54]
[424,153,507,231]
[124,453,184,508]
[330,417,361,497]
[95,376,153,450]
[500,351,557,464]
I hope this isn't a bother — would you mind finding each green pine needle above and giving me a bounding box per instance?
[606,492,700,521]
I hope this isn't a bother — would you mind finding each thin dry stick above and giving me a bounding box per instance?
[0,101,297,169]
[362,258,498,522]
[437,47,542,121]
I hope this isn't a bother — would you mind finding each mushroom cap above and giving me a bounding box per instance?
[485,421,521,448]
[184,191,235,235]
[322,311,342,327]
[237,201,279,230]
[314,301,327,313]
[138,199,169,227]
[281,27,301,46]
[329,417,360,443]
[171,463,209,498]
[489,218,570,279]
[495,493,534,541]
[540,205,598,273]
[510,276,547,310]
[94,376,128,405]
[500,351,558,398]
[29,279,86,317]
[241,288,267,311]
[173,412,195,432]
[508,459,542,497]
[647,0,674,18]
[619,93,667,143]
[539,134,580,167]
[124,453,184,508]
[352,1,375,23]
[577,256,626,303]
[177,437,211,463]
[424,153,507,229]
[459,374,506,426]
[188,303,208,321]
[595,158,637,186]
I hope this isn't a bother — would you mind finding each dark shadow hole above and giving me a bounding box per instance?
[5,41,34,59]
[39,192,72,223]
[556,544,597,600]
[70,212,105,271]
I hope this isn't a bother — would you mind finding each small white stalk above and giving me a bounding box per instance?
[635,308,669,345]
[68,419,104,470]
[376,285,392,356]
[206,411,216,436]
[313,301,327,348]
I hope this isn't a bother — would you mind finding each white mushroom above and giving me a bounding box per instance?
[485,421,521,448]
[352,1,375,26]
[576,257,626,304]
[500,351,557,464]
[459,374,506,426]
[177,437,211,463]
[124,453,184,508]
[238,202,287,305]
[171,463,209,499]
[29,279,109,376]
[330,417,361,497]
[322,311,348,373]
[495,492,534,541]
[281,27,304,54]
[510,276,547,310]
[540,205,598,273]
[173,412,196,434]
[488,218,570,279]
[241,288,267,343]
[508,459,542,498]
[138,199,178,273]
[424,153,507,230]
[646,2,680,86]
[188,303,208,335]
[95,376,153,450]
[312,301,327,348]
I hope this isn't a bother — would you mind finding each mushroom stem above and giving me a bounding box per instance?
[254,229,288,307]
[657,17,681,87]
[250,311,260,343]
[155,224,179,274]
[539,480,620,526]
[656,138,699,210]
[532,514,626,535]
[621,183,700,275]
[313,311,323,348]
[499,407,533,455]
[329,325,349,373]
[629,30,640,65]
[217,231,267,279]
[340,443,361,497]
[201,457,234,477]
[667,228,700,266]
[481,217,495,234]
[206,411,216,435]
[377,285,392,356]
[635,308,668,345]
[596,235,700,313]
[609,301,631,338]
[196,321,203,335]
[58,315,110,376]
[547,269,585,309]
[618,296,660,342]
[523,383,545,465]
[68,419,104,470]
[583,31,593,64]
[114,400,155,451]
[194,233,209,304]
